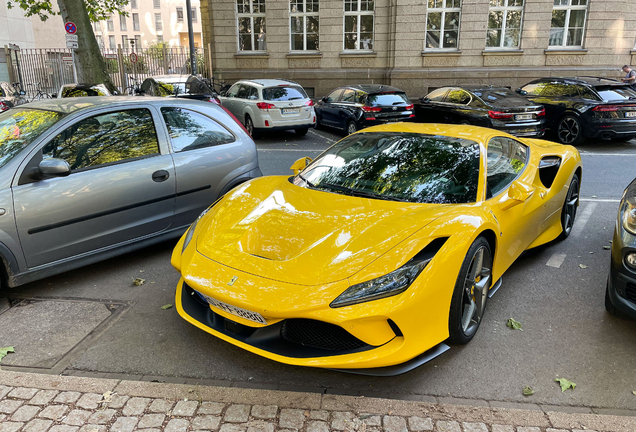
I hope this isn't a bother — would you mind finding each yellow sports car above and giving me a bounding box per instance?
[171,123,582,374]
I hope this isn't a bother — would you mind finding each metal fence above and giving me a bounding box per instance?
[4,45,212,98]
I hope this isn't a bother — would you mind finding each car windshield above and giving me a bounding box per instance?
[0,108,64,169]
[596,86,636,101]
[365,93,410,106]
[262,86,307,101]
[295,132,481,204]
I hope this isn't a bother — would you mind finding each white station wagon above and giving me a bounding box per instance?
[219,79,316,137]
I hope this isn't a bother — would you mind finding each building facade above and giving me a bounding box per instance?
[200,0,636,97]
[0,2,38,81]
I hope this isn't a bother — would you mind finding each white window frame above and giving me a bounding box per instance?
[425,0,461,51]
[343,0,375,52]
[130,0,137,9]
[191,7,197,23]
[549,0,588,48]
[486,0,524,50]
[122,35,129,50]
[93,21,101,33]
[290,0,319,52]
[155,13,163,31]
[236,0,267,52]
[119,13,127,31]
[108,35,116,50]
[132,13,140,31]
[134,35,142,48]
[153,0,160,9]
[177,7,184,22]
[106,17,114,32]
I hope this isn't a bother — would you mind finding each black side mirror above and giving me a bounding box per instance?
[51,93,57,98]
[515,88,527,96]
[39,159,71,178]
[321,96,328,102]
[420,97,429,103]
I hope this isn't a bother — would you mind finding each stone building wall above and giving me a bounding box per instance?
[202,0,636,98]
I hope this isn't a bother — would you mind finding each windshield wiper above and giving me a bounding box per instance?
[298,173,318,189]
[318,182,409,202]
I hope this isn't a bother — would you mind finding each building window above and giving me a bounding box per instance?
[290,0,319,51]
[155,13,163,31]
[119,14,127,31]
[93,21,101,33]
[426,0,461,50]
[106,17,114,32]
[343,0,374,51]
[132,13,140,31]
[135,35,142,48]
[97,37,104,49]
[191,7,197,23]
[153,0,160,9]
[486,0,523,49]
[550,0,587,47]
[236,0,267,51]
[109,35,116,50]
[157,35,164,43]
[177,7,184,22]
[131,0,137,9]
[122,36,129,49]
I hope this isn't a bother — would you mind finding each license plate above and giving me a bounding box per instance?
[626,112,636,117]
[282,108,300,114]
[197,291,267,325]
[515,114,533,121]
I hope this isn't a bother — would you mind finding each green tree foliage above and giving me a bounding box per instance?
[7,0,129,22]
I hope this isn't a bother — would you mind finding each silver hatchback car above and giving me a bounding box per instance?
[0,97,261,288]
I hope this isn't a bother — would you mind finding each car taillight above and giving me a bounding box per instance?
[208,97,221,105]
[488,111,514,119]
[0,102,7,112]
[405,104,414,110]
[593,105,620,112]
[362,106,382,113]
[537,108,545,116]
[256,102,276,110]
[305,100,314,106]
[219,104,252,137]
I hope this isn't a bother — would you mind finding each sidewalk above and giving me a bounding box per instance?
[0,371,633,432]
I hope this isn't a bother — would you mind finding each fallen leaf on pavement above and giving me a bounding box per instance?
[633,391,636,396]
[161,304,173,310]
[579,264,588,269]
[0,347,14,364]
[102,391,115,404]
[132,277,145,286]
[555,377,576,392]
[523,386,534,396]
[591,195,597,198]
[507,318,522,330]
[603,246,611,250]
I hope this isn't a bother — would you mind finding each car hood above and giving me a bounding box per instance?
[195,176,448,286]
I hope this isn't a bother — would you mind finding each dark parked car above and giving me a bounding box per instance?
[606,177,636,319]
[0,82,20,111]
[314,85,414,135]
[56,83,113,98]
[518,77,636,144]
[414,86,545,138]
[140,75,221,104]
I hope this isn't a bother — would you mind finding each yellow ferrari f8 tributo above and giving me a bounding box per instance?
[171,123,582,375]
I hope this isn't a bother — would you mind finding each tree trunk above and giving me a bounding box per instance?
[56,0,118,94]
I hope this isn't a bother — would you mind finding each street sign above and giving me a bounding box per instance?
[66,41,78,49]
[65,34,78,42]
[129,52,138,63]
[104,53,118,59]
[62,54,73,64]
[8,44,19,51]
[65,22,77,35]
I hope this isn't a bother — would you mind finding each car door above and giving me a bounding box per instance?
[234,85,251,124]
[415,88,449,123]
[160,105,250,227]
[486,136,544,272]
[220,83,241,117]
[442,88,474,123]
[335,89,359,129]
[520,81,557,128]
[317,89,344,127]
[12,106,176,268]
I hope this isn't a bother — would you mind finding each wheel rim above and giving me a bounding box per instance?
[461,246,492,336]
[347,123,356,134]
[245,118,253,136]
[562,177,579,235]
[558,117,580,144]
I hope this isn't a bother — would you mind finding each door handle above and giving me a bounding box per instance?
[152,170,170,182]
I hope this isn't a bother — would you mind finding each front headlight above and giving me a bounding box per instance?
[330,258,431,308]
[621,181,636,235]
[182,207,212,253]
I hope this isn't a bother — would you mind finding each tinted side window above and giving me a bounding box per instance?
[227,84,240,97]
[237,85,250,99]
[43,109,160,171]
[426,88,448,102]
[341,89,357,102]
[520,82,548,97]
[248,86,258,100]
[578,86,599,100]
[161,107,235,152]
[486,137,528,197]
[325,89,343,102]
[446,89,471,105]
[541,83,579,98]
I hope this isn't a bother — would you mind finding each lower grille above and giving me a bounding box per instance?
[280,319,369,351]
[625,282,636,303]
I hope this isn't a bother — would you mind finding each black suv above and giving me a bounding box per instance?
[314,85,414,135]
[518,77,636,144]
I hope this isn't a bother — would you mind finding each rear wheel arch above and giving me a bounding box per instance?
[575,166,582,186]
[479,229,497,263]
[0,242,20,289]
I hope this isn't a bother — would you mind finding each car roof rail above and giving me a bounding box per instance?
[279,78,300,85]
[242,79,265,86]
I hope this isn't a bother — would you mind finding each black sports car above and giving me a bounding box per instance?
[140,75,221,104]
[414,86,545,138]
[518,77,636,144]
[606,177,636,319]
[314,84,415,135]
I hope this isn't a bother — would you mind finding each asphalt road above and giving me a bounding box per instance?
[2,126,636,412]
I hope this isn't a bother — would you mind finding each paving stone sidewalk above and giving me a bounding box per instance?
[0,372,633,432]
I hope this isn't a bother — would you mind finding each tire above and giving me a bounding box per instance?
[244,115,258,138]
[448,236,493,345]
[556,115,585,145]
[557,173,580,241]
[315,115,322,130]
[346,121,357,135]
[295,127,308,136]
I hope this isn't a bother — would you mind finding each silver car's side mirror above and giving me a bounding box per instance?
[39,158,71,177]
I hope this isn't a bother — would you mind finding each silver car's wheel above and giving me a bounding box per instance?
[557,115,583,145]
[346,121,357,135]
[245,116,254,137]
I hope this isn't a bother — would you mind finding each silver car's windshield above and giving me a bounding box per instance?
[0,108,65,169]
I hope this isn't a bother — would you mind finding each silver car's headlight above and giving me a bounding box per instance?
[330,258,431,308]
[182,207,212,253]
[621,182,636,235]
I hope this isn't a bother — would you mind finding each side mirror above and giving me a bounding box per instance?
[515,88,527,96]
[51,93,57,98]
[290,157,313,176]
[499,180,534,210]
[39,158,71,178]
[321,96,328,102]
[420,97,430,103]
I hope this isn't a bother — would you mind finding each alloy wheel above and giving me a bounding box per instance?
[245,117,254,136]
[347,122,357,135]
[562,176,579,236]
[557,117,581,144]
[460,245,492,337]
